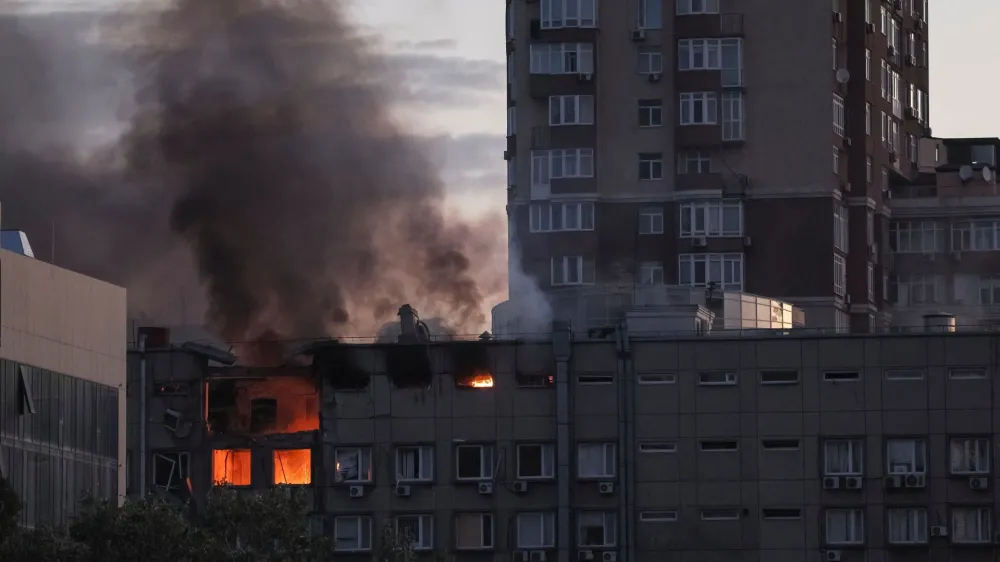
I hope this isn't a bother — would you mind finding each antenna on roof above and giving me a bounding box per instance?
[959,165,974,182]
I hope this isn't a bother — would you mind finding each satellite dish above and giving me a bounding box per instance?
[835,69,851,84]
[984,167,994,184]
[959,165,974,181]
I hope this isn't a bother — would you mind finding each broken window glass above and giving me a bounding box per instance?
[273,449,312,485]
[335,448,372,483]
[153,452,190,493]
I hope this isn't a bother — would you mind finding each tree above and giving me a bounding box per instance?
[0,483,332,561]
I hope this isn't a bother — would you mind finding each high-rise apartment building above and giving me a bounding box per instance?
[505,0,931,331]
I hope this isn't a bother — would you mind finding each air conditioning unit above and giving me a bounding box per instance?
[844,476,863,490]
[970,477,989,490]
[832,12,842,23]
[395,485,411,497]
[631,29,646,42]
[930,526,948,537]
[598,482,615,495]
[904,473,926,488]
[577,551,594,561]
[647,73,661,83]
[479,482,494,495]
[865,22,876,33]
[349,485,365,498]
[513,480,529,493]
[692,237,708,247]
[825,550,842,562]
[578,73,593,82]
[529,551,547,562]
[602,552,617,562]
[883,475,903,489]
[822,476,841,490]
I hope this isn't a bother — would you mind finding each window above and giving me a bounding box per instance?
[396,515,433,550]
[639,442,677,453]
[456,444,495,480]
[826,509,864,545]
[677,38,742,85]
[516,444,555,480]
[396,446,434,482]
[153,452,190,492]
[334,516,373,551]
[507,106,515,137]
[762,508,802,520]
[865,102,871,135]
[639,207,664,234]
[578,512,617,547]
[761,439,801,451]
[578,374,613,385]
[881,166,889,192]
[678,253,744,291]
[890,221,943,253]
[701,509,741,521]
[273,449,312,485]
[640,511,678,522]
[551,256,596,286]
[540,0,597,29]
[952,219,1000,252]
[529,202,595,232]
[832,145,840,175]
[530,43,595,74]
[455,513,494,549]
[676,0,718,14]
[678,150,712,174]
[824,371,859,382]
[578,443,615,478]
[891,274,945,306]
[950,438,990,474]
[833,94,845,136]
[982,276,1000,305]
[517,513,556,548]
[866,155,872,182]
[885,368,924,380]
[865,49,871,81]
[637,46,663,74]
[886,439,926,474]
[639,153,664,180]
[824,439,863,475]
[212,449,251,486]
[550,95,595,126]
[887,508,927,545]
[531,148,595,187]
[335,448,372,483]
[759,370,799,385]
[867,262,874,302]
[971,144,997,167]
[952,508,991,544]
[638,99,662,127]
[637,0,662,29]
[679,200,742,237]
[639,262,664,285]
[700,440,738,452]
[679,92,717,125]
[831,38,837,70]
[637,372,675,384]
[950,368,988,380]
[833,254,846,296]
[833,205,848,252]
[698,371,737,386]
[721,92,744,141]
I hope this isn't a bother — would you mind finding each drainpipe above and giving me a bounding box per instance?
[552,321,573,562]
[614,325,631,562]
[617,324,636,562]
[138,332,148,498]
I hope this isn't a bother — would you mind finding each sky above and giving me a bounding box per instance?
[346,0,1000,218]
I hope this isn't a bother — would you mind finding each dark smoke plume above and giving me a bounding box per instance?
[0,2,505,342]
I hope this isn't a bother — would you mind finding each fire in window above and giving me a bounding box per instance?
[452,342,495,389]
[212,449,251,486]
[273,449,312,485]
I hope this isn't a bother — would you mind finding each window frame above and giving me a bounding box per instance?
[529,42,595,75]
[577,442,616,479]
[334,447,373,484]
[638,99,663,127]
[678,253,744,292]
[676,0,719,15]
[455,444,496,481]
[885,438,927,475]
[679,200,743,238]
[638,207,664,235]
[454,512,495,550]
[577,511,617,547]
[823,439,864,476]
[825,508,865,546]
[396,514,434,550]
[516,512,556,549]
[886,507,927,545]
[951,507,992,544]
[549,95,595,126]
[395,445,434,483]
[638,153,664,180]
[679,92,718,126]
[540,0,598,29]
[516,443,556,480]
[334,515,374,552]
[550,256,595,286]
[949,437,991,475]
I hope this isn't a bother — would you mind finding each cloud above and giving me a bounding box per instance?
[387,52,505,107]
[393,38,457,51]
[419,133,506,193]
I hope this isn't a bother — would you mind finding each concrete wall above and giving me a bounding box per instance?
[0,249,127,501]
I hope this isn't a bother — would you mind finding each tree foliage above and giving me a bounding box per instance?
[0,478,334,561]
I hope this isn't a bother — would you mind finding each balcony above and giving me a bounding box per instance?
[529,19,598,43]
[528,73,596,99]
[676,13,744,39]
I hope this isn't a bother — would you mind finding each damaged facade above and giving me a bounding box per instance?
[130,308,1000,561]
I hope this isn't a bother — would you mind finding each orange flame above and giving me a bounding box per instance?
[212,449,251,486]
[459,372,494,388]
[273,449,312,485]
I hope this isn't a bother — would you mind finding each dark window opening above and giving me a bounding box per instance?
[385,344,433,389]
[17,364,36,415]
[315,345,371,391]
[206,380,237,434]
[452,342,494,389]
[153,452,191,496]
[824,371,860,381]
[249,398,278,433]
[515,371,554,388]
